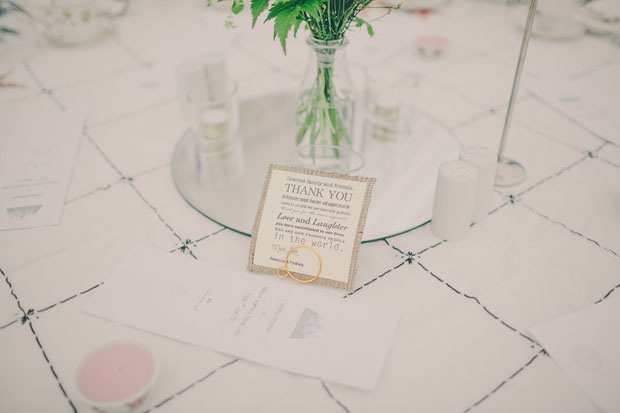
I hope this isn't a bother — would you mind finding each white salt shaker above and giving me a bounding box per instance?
[431,160,478,241]
[460,146,497,224]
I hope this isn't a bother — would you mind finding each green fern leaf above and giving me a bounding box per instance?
[250,0,269,27]
[272,5,299,54]
[298,0,320,21]
[293,15,302,37]
[266,0,305,54]
[266,0,295,21]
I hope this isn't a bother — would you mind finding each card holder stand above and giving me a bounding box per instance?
[277,244,323,284]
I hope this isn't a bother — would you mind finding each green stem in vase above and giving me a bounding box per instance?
[296,57,353,159]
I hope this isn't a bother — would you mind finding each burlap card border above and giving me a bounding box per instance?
[248,164,375,292]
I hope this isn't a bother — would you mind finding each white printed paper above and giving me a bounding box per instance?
[530,295,620,413]
[532,62,620,145]
[0,108,85,230]
[84,245,400,390]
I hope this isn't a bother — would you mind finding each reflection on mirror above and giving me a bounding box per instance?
[172,93,460,242]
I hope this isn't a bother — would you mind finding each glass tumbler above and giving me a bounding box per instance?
[188,79,244,188]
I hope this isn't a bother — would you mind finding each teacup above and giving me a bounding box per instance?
[24,0,129,46]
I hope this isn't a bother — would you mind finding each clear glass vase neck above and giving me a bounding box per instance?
[306,37,349,49]
[306,36,349,67]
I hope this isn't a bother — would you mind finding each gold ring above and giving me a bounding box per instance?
[277,244,322,284]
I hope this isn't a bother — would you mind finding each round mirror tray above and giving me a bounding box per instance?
[171,93,460,242]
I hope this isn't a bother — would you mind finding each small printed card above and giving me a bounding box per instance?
[529,295,620,413]
[248,165,376,291]
[84,245,400,390]
[0,108,85,230]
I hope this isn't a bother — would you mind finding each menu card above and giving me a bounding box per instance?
[84,245,400,390]
[0,109,85,230]
[530,295,620,413]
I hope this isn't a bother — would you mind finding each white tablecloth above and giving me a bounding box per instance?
[1,0,619,412]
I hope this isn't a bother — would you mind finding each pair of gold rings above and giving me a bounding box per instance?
[277,244,322,284]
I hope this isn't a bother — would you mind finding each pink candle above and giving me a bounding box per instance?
[76,341,158,412]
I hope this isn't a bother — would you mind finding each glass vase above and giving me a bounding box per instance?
[294,37,356,160]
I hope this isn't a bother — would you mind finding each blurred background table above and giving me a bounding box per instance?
[1,0,619,412]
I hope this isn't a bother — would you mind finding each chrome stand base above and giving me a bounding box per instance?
[495,158,526,187]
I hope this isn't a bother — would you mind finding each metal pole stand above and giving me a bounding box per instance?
[495,0,539,187]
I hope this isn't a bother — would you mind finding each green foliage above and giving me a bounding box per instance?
[293,15,303,37]
[0,0,26,16]
[207,0,400,53]
[264,0,322,54]
[0,0,28,40]
[224,14,236,28]
[270,6,298,54]
[297,0,320,22]
[354,17,374,36]
[231,0,244,14]
[206,0,402,53]
[250,0,269,27]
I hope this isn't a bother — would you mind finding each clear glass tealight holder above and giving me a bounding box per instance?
[362,67,417,144]
[361,67,417,170]
[188,79,244,187]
